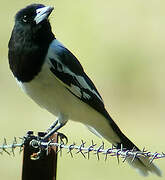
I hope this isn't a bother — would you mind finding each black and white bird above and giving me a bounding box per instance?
[8,4,161,176]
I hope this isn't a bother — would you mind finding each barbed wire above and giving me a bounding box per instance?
[0,132,164,163]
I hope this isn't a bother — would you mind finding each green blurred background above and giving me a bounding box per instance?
[0,0,164,179]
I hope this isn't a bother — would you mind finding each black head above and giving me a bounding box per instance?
[15,4,54,29]
[12,4,55,44]
[8,4,55,82]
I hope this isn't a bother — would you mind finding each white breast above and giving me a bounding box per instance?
[17,59,120,144]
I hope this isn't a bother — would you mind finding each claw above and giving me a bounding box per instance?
[58,132,68,144]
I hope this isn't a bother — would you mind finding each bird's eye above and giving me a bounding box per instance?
[22,15,28,23]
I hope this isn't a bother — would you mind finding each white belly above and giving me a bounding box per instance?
[17,63,120,143]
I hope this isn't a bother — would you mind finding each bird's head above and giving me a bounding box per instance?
[8,4,55,82]
[14,4,54,37]
[15,4,54,26]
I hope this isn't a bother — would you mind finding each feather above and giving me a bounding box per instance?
[47,39,107,117]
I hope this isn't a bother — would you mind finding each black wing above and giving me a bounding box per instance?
[48,39,107,116]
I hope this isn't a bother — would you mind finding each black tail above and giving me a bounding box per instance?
[117,133,161,176]
[106,113,162,176]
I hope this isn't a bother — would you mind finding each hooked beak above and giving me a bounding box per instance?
[34,6,54,24]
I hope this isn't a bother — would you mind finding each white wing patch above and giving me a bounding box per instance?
[75,75,102,101]
[70,84,82,98]
[47,39,103,102]
[83,92,91,99]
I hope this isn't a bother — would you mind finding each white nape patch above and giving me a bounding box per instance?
[47,39,103,103]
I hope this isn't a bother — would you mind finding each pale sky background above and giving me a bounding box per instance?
[0,0,164,179]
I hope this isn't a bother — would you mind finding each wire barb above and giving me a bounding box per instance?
[0,133,164,164]
[94,141,104,160]
[85,140,97,160]
[67,142,75,158]
[0,137,24,156]
[76,140,86,159]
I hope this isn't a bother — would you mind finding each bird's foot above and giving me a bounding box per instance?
[25,131,68,160]
[57,132,68,144]
[42,120,66,142]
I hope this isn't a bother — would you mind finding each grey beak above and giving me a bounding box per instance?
[34,6,54,24]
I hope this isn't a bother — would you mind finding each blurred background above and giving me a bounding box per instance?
[0,0,164,179]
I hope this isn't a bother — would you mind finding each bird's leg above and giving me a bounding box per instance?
[43,121,67,141]
[43,113,68,142]
[47,120,58,132]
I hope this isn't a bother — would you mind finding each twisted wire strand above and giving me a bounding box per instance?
[0,134,164,163]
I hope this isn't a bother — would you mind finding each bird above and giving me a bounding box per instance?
[8,4,161,176]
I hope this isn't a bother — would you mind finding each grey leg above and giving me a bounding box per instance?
[47,120,58,132]
[43,113,68,141]
[43,121,67,141]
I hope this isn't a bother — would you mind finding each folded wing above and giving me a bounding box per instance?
[47,39,109,118]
